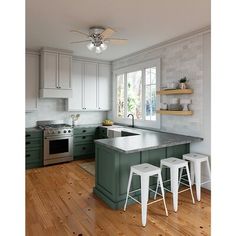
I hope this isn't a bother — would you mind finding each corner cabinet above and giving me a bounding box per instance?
[40,48,73,98]
[26,52,39,112]
[67,59,111,111]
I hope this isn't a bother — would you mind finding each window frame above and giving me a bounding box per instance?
[113,58,161,129]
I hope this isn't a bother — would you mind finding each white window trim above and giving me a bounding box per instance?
[113,58,161,129]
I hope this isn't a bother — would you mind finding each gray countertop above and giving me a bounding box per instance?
[95,126,203,153]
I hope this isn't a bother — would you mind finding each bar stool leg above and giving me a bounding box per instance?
[186,166,195,204]
[124,170,133,211]
[206,160,211,180]
[171,167,179,212]
[159,174,168,216]
[154,175,159,200]
[190,161,195,185]
[194,162,201,201]
[140,175,149,227]
[178,167,183,188]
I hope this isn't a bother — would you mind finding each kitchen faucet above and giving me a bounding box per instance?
[127,114,134,128]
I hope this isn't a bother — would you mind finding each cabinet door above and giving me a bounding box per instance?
[58,54,72,89]
[42,52,58,89]
[26,53,39,111]
[98,64,111,110]
[84,62,97,110]
[67,60,83,110]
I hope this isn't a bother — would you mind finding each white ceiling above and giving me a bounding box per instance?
[26,0,210,61]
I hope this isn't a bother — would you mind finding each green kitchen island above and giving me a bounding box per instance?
[93,126,202,209]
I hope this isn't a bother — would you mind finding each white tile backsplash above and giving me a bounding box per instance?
[25,98,107,128]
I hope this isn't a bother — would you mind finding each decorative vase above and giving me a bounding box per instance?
[179,82,187,89]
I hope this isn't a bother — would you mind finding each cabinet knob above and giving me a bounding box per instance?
[99,107,101,109]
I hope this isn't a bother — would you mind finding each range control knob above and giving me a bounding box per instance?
[58,131,61,134]
[63,130,67,133]
[68,130,71,133]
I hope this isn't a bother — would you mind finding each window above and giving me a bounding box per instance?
[127,71,142,119]
[115,59,160,124]
[117,74,125,118]
[145,67,156,121]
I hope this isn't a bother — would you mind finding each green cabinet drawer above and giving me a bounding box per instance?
[26,130,42,140]
[26,149,42,169]
[74,143,95,157]
[74,127,97,135]
[26,139,42,149]
[74,134,95,143]
[98,127,108,138]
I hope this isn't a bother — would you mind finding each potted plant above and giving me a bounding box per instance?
[179,77,187,89]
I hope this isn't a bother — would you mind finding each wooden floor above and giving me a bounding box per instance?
[26,160,211,236]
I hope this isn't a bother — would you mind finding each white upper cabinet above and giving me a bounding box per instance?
[58,54,72,89]
[67,60,83,110]
[40,48,72,98]
[26,52,39,112]
[67,60,111,111]
[83,62,98,110]
[98,64,111,110]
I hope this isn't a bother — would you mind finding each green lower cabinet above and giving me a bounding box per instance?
[73,142,95,160]
[98,127,108,139]
[26,148,43,169]
[25,129,43,169]
[93,143,190,209]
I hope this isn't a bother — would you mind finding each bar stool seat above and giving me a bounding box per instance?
[183,153,211,201]
[124,163,168,227]
[160,157,195,212]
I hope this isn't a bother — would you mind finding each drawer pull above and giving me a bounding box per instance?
[26,154,30,157]
[82,136,86,139]
[26,142,31,145]
[82,130,86,133]
[26,134,31,137]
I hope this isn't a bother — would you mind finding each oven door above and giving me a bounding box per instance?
[44,135,73,162]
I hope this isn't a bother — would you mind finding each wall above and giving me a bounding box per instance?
[111,28,211,189]
[25,98,107,127]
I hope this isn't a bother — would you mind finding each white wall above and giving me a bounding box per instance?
[25,98,107,127]
[111,29,211,189]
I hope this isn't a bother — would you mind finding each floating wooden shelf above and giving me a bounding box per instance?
[157,89,193,95]
[157,110,193,116]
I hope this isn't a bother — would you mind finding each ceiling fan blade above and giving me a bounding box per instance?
[70,40,91,44]
[105,38,128,45]
[101,27,115,39]
[70,29,89,37]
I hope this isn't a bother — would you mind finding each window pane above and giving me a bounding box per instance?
[145,68,151,85]
[151,67,156,84]
[145,86,151,120]
[117,74,125,118]
[145,67,157,121]
[127,71,142,119]
[151,84,157,120]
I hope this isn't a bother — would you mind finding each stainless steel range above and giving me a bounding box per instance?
[37,120,73,166]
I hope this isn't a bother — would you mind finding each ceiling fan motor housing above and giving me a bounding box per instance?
[89,27,105,46]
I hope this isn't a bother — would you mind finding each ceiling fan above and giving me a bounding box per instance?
[70,26,128,54]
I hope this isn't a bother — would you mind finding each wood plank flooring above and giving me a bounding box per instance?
[26,160,211,236]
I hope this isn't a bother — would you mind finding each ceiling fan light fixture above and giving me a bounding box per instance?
[95,46,102,54]
[87,42,95,51]
[100,42,107,51]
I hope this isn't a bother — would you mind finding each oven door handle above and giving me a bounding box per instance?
[44,135,73,140]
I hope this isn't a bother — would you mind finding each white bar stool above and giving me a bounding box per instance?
[159,157,195,212]
[124,163,168,227]
[182,153,211,201]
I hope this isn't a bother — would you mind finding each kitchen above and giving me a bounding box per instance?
[5,0,235,235]
[24,0,212,235]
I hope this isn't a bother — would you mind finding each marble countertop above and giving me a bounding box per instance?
[95,126,203,153]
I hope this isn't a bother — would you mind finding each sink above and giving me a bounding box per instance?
[107,127,139,138]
